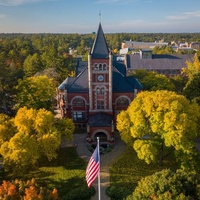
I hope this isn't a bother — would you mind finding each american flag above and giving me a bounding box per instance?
[86,146,100,188]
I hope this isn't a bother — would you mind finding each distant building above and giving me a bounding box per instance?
[124,50,194,76]
[190,42,200,50]
[122,41,168,49]
[119,47,130,55]
[58,23,142,145]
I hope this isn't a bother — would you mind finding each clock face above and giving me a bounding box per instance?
[97,75,104,81]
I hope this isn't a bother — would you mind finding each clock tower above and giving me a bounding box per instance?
[88,23,113,114]
[58,21,142,145]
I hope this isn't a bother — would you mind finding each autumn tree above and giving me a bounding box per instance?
[0,114,16,146]
[116,90,200,170]
[0,179,58,200]
[0,107,74,173]
[182,55,200,104]
[183,54,200,79]
[16,75,56,111]
[127,169,200,200]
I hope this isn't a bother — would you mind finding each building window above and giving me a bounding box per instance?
[99,64,103,70]
[93,63,107,71]
[72,98,85,107]
[96,87,105,95]
[73,111,86,122]
[103,64,107,70]
[97,88,101,95]
[97,100,104,109]
[117,97,129,106]
[94,63,98,70]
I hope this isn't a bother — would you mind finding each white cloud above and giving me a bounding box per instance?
[167,11,200,20]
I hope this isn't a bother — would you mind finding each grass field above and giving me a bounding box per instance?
[0,147,90,198]
[108,146,178,199]
[0,141,187,200]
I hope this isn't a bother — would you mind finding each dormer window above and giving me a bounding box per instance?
[140,50,152,59]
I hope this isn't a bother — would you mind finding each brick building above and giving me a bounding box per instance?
[58,23,142,145]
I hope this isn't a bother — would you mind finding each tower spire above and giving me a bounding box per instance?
[91,23,109,59]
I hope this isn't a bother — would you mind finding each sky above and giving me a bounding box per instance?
[0,0,200,33]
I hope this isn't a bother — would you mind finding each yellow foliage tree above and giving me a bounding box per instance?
[16,75,56,110]
[183,54,200,79]
[0,107,74,173]
[117,90,200,170]
[0,114,16,146]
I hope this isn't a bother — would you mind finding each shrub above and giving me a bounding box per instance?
[61,186,95,200]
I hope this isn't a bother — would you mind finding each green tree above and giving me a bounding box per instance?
[127,169,200,200]
[23,53,43,77]
[170,75,187,94]
[0,52,23,115]
[117,90,200,170]
[183,73,200,103]
[16,75,56,110]
[152,45,175,54]
[132,69,175,91]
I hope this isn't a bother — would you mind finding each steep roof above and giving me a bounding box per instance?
[112,66,142,92]
[91,23,109,59]
[58,63,142,93]
[58,68,89,93]
[126,54,194,70]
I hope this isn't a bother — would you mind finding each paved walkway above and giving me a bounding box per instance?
[56,109,126,199]
[73,133,125,200]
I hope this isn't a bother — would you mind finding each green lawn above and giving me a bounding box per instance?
[0,142,184,200]
[108,146,178,200]
[0,147,94,199]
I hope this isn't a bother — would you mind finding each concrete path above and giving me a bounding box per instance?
[73,133,125,200]
[55,108,125,199]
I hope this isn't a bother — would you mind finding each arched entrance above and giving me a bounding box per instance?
[94,132,107,142]
[91,129,111,142]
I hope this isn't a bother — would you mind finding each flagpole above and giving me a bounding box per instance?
[97,137,101,200]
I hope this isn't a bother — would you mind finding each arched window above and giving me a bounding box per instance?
[99,64,103,71]
[94,63,98,70]
[97,88,101,95]
[117,97,129,106]
[93,63,107,71]
[96,87,105,95]
[103,63,107,70]
[72,98,85,107]
[101,88,105,94]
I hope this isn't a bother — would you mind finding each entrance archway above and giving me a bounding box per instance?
[91,129,110,142]
[94,132,107,142]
